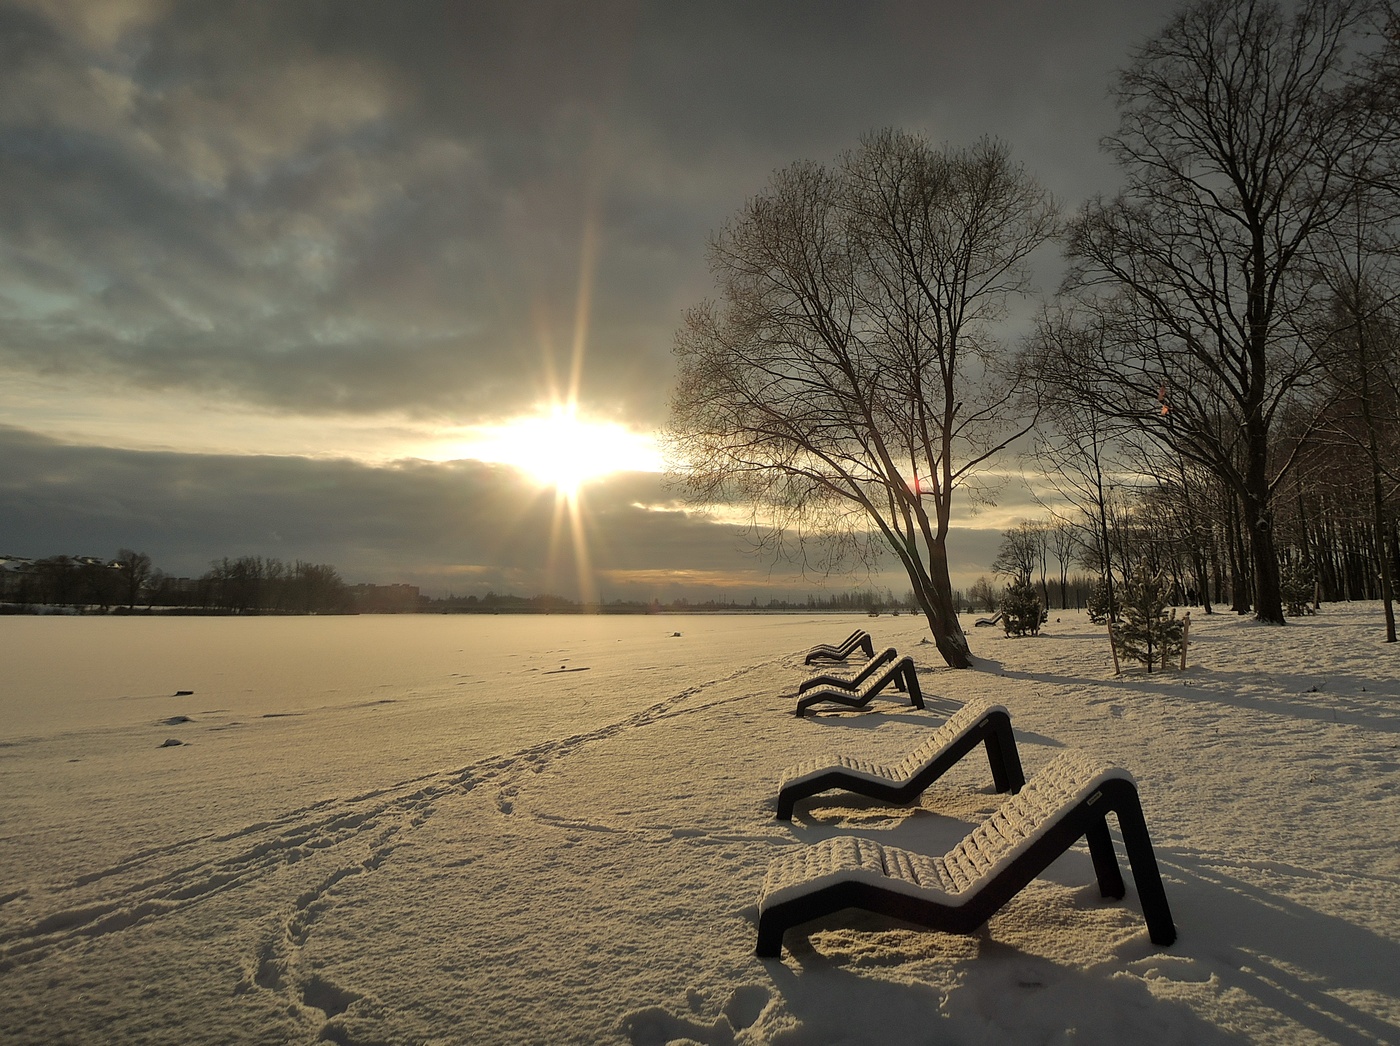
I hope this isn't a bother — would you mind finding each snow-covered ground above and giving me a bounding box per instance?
[1,607,1397,1045]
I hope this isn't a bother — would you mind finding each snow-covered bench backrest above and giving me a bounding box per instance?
[936,750,1131,894]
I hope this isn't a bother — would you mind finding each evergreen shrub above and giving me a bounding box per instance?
[1112,570,1185,672]
[1000,580,1042,637]
[1087,577,1119,624]
[1280,562,1317,617]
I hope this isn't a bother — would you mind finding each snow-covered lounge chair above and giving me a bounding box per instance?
[804,629,875,665]
[797,647,903,695]
[756,750,1177,956]
[775,698,1024,819]
[794,656,923,716]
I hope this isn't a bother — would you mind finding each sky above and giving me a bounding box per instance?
[0,0,1184,601]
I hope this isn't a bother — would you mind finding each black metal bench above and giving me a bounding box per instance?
[776,698,1024,819]
[756,750,1177,956]
[794,656,924,716]
[797,647,902,695]
[804,629,875,665]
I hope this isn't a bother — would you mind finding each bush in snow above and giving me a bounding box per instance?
[1000,580,1043,637]
[1112,569,1185,673]
[1281,561,1317,617]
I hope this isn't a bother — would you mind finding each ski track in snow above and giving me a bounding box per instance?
[0,653,786,1035]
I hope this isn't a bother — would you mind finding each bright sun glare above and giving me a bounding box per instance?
[449,404,662,496]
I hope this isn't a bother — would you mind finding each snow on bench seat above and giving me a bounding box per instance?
[775,698,1025,818]
[763,750,1127,912]
[778,699,1011,792]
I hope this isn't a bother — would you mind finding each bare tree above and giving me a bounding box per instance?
[968,575,998,612]
[115,549,152,610]
[668,131,1057,666]
[1063,0,1382,623]
[1308,194,1400,640]
[1047,515,1079,610]
[1030,308,1135,610]
[992,520,1043,588]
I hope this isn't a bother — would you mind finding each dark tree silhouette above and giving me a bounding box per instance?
[116,549,152,609]
[668,131,1057,667]
[1062,0,1382,623]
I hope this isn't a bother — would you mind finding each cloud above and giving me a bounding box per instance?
[2,1,1174,603]
[0,0,1181,434]
[0,425,773,595]
[0,425,1032,599]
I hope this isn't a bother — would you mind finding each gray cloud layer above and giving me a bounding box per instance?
[0,425,1012,598]
[2,1,1176,595]
[2,0,1178,425]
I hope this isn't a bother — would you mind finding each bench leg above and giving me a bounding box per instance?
[984,734,1010,793]
[982,718,1024,794]
[903,666,924,709]
[755,914,785,958]
[1084,817,1125,899]
[1115,800,1177,946]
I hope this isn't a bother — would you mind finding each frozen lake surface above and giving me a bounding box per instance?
[2,608,1398,1044]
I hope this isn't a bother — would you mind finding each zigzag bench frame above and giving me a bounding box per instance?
[756,753,1176,957]
[794,656,924,716]
[804,630,875,665]
[797,647,902,695]
[776,699,1025,819]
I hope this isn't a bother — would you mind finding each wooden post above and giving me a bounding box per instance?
[1180,611,1191,671]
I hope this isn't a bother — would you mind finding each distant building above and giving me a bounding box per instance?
[0,557,33,603]
[348,583,422,613]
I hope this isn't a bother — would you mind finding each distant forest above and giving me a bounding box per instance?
[976,415,1400,622]
[0,551,949,616]
[0,552,357,615]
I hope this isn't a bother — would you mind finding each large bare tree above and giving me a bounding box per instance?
[1309,195,1400,640]
[1029,308,1134,609]
[1063,0,1381,623]
[667,132,1057,667]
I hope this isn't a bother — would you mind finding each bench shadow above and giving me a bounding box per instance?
[761,931,1246,1044]
[1156,850,1400,1045]
[751,842,1400,1046]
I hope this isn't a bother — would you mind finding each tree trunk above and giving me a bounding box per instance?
[1226,495,1251,613]
[922,538,972,667]
[1246,498,1286,624]
[1371,467,1397,642]
[1209,542,1223,615]
[1193,547,1212,615]
[1385,522,1400,643]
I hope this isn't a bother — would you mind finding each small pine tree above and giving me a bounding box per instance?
[1112,570,1185,672]
[1000,580,1043,637]
[1280,561,1316,617]
[1087,577,1119,624]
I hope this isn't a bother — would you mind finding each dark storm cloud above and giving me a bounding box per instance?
[0,0,1179,425]
[0,424,795,596]
[0,425,1013,599]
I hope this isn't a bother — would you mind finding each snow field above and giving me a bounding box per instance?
[0,607,1396,1044]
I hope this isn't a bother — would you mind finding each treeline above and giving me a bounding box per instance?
[964,566,1101,615]
[984,399,1400,619]
[426,587,918,614]
[0,551,352,614]
[1009,0,1400,642]
[1,556,934,617]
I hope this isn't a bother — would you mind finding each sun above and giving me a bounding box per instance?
[448,403,661,496]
